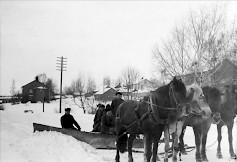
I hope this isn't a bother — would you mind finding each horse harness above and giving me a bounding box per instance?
[118,83,190,133]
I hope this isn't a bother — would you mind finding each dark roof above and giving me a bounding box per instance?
[97,88,117,102]
[180,58,237,85]
[22,79,46,88]
[84,91,97,98]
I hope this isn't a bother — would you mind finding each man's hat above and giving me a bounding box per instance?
[65,108,71,111]
[115,91,122,95]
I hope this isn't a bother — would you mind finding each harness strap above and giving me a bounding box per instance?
[148,94,168,125]
[144,101,177,110]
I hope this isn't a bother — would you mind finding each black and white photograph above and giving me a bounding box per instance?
[0,1,237,162]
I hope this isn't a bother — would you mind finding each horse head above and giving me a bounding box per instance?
[186,84,212,119]
[202,86,222,124]
[168,77,195,118]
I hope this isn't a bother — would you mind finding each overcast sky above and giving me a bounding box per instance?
[1,1,237,95]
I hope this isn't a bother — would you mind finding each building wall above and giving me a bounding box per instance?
[22,80,49,103]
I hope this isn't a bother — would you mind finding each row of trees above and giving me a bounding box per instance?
[63,66,144,98]
[152,3,237,85]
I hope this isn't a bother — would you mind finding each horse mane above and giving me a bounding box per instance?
[152,77,186,95]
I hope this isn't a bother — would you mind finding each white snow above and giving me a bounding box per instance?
[0,99,236,162]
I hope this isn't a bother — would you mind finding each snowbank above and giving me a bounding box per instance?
[0,100,236,162]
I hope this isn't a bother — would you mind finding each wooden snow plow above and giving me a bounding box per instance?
[33,123,143,149]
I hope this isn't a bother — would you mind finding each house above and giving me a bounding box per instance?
[123,78,158,100]
[21,77,50,103]
[133,78,157,91]
[95,88,117,102]
[181,58,237,86]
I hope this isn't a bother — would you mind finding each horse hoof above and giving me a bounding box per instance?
[196,158,202,162]
[230,153,237,159]
[201,157,208,162]
[216,152,223,159]
[157,155,160,161]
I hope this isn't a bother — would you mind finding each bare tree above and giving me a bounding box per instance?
[103,76,111,88]
[152,3,236,85]
[115,77,123,86]
[121,66,140,100]
[86,76,96,93]
[10,79,16,96]
[45,78,57,101]
[70,75,86,113]
[10,79,16,104]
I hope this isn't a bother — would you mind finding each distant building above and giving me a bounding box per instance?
[21,77,49,103]
[180,58,237,86]
[95,88,117,102]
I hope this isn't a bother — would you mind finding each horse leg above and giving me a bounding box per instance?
[201,132,208,162]
[227,122,237,159]
[193,127,202,162]
[172,121,184,162]
[143,133,152,162]
[151,131,163,162]
[164,126,171,162]
[115,148,120,162]
[128,134,135,162]
[172,134,179,162]
[115,127,128,162]
[179,127,187,155]
[151,139,158,162]
[216,124,223,159]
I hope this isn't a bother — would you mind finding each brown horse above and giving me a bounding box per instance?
[216,84,237,159]
[163,83,212,162]
[115,77,195,162]
[179,86,222,162]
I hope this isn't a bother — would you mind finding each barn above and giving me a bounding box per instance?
[21,77,50,103]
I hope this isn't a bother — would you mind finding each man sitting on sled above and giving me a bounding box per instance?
[100,104,115,135]
[61,108,81,131]
[92,104,105,132]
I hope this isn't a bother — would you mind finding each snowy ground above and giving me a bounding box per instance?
[0,99,236,162]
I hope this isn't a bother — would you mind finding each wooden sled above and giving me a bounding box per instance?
[33,123,143,149]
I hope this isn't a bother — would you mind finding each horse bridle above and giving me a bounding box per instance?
[144,82,190,111]
[119,83,191,129]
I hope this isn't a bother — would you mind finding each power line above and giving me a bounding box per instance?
[56,56,67,113]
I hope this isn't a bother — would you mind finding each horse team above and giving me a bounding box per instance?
[114,76,237,162]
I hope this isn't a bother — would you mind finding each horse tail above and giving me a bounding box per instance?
[116,131,128,153]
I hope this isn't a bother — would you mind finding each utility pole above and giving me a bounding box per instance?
[56,57,67,113]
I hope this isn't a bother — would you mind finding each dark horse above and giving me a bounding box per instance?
[115,77,195,162]
[216,84,237,159]
[179,86,222,162]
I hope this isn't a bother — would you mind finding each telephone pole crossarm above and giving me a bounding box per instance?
[56,56,67,113]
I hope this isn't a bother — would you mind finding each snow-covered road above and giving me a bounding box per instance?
[1,101,236,162]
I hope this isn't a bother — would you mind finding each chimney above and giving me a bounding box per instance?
[35,76,39,81]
